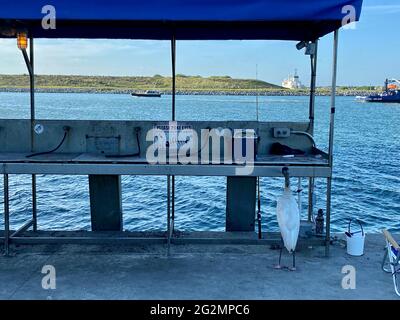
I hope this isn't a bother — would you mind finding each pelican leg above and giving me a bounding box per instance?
[274,238,284,269]
[289,250,297,271]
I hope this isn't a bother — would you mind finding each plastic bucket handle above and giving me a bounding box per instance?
[348,219,364,236]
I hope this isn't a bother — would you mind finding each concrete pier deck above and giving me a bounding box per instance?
[0,233,398,300]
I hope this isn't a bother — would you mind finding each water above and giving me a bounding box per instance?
[0,92,399,233]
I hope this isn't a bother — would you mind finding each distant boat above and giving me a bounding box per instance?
[131,90,162,97]
[355,95,367,102]
[359,79,400,103]
[281,69,306,89]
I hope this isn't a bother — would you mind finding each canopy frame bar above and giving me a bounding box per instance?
[167,35,177,256]
[325,29,339,256]
[307,39,318,222]
[18,33,38,235]
[29,34,37,232]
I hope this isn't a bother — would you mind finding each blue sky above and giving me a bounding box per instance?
[0,0,398,86]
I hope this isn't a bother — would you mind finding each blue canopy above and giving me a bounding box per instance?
[0,0,363,40]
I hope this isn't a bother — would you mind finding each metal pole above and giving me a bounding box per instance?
[21,50,33,76]
[326,29,339,257]
[328,30,339,167]
[307,40,318,222]
[21,37,37,233]
[256,177,262,239]
[297,177,302,213]
[171,36,176,122]
[308,39,318,135]
[32,176,37,231]
[171,177,175,234]
[167,175,171,256]
[171,36,176,234]
[325,177,332,257]
[3,174,10,256]
[29,35,37,232]
[29,35,35,150]
[307,177,314,222]
[256,64,259,122]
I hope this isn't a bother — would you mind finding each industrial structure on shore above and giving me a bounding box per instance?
[282,70,306,89]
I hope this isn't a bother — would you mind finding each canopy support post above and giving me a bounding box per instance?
[171,35,176,235]
[29,35,37,232]
[326,29,339,257]
[328,30,338,167]
[307,176,314,222]
[3,174,10,256]
[167,35,176,255]
[21,34,37,232]
[307,39,318,222]
[308,39,318,135]
[171,35,176,121]
[167,175,171,256]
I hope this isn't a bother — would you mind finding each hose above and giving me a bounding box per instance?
[26,126,70,158]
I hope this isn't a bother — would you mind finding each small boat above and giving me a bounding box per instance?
[361,79,400,103]
[131,90,162,97]
[355,95,367,102]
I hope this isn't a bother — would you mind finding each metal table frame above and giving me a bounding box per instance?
[2,30,339,257]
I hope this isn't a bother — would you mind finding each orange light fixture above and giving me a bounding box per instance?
[17,32,28,50]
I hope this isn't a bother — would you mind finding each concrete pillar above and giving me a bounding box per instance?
[226,176,256,232]
[89,175,123,231]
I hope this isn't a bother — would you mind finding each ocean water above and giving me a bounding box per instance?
[0,92,399,233]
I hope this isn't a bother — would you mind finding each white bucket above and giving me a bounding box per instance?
[345,219,365,256]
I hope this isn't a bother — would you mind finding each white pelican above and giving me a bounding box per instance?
[275,167,300,271]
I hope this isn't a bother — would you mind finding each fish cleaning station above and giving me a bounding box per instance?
[0,0,363,257]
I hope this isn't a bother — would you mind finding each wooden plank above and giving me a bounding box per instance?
[383,229,400,249]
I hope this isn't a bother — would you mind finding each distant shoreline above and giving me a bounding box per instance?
[0,74,380,97]
[0,87,378,97]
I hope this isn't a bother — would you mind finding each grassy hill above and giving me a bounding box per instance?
[0,74,380,96]
[0,74,281,92]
